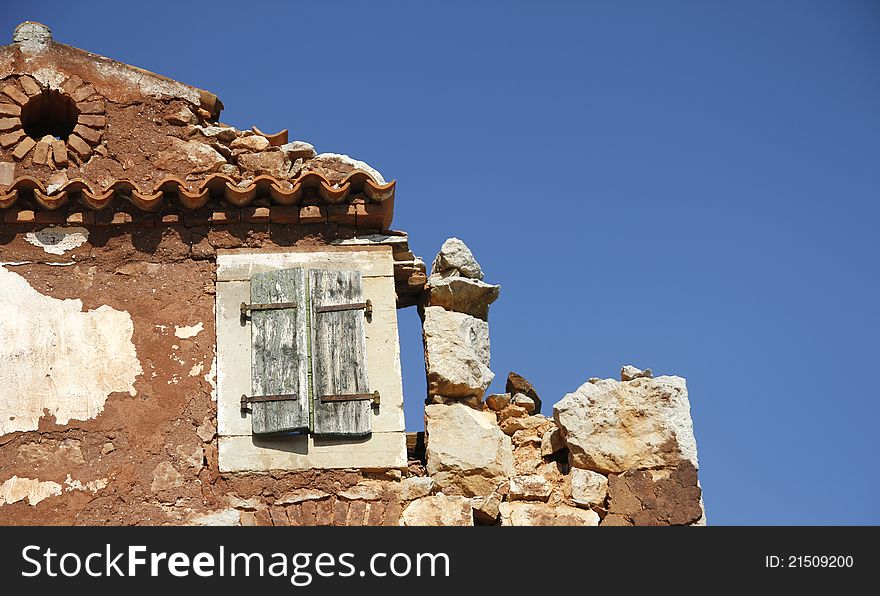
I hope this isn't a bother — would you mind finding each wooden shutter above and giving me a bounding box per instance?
[248,268,309,435]
[310,269,372,438]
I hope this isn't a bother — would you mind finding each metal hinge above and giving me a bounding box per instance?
[240,301,297,322]
[240,393,299,413]
[315,299,372,321]
[320,390,380,407]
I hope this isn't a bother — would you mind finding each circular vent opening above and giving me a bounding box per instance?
[20,89,80,140]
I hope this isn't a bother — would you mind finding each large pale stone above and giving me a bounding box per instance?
[621,365,653,381]
[398,477,434,501]
[567,468,608,508]
[508,474,552,501]
[423,306,493,399]
[237,150,291,178]
[154,138,226,174]
[471,489,504,524]
[150,462,183,493]
[425,274,499,320]
[431,237,484,279]
[303,153,385,185]
[402,495,473,526]
[499,502,599,526]
[553,375,698,474]
[425,404,514,497]
[0,267,141,435]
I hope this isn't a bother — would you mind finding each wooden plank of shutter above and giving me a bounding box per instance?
[310,269,372,438]
[249,268,309,435]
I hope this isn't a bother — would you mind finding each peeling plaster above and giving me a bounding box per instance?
[0,476,62,506]
[24,227,89,256]
[0,266,142,434]
[0,474,109,506]
[174,322,204,339]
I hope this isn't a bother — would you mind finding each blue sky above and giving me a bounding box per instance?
[4,1,877,525]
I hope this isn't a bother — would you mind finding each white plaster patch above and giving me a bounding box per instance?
[31,67,67,90]
[205,351,217,402]
[0,267,142,435]
[189,362,204,377]
[174,322,204,339]
[0,476,62,506]
[24,227,89,256]
[64,475,108,493]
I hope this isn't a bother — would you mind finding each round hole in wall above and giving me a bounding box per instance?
[20,89,80,141]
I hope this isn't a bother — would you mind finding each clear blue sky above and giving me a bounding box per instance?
[4,1,877,525]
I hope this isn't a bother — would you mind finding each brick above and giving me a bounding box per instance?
[131,213,156,227]
[315,498,335,526]
[300,500,318,526]
[61,75,84,95]
[0,103,22,117]
[332,499,350,526]
[14,210,35,223]
[269,205,298,224]
[366,502,385,526]
[51,140,68,166]
[77,100,105,114]
[91,211,113,226]
[32,139,51,165]
[253,509,273,527]
[71,84,96,102]
[0,161,13,186]
[269,506,290,526]
[77,114,106,128]
[286,504,304,526]
[73,124,102,144]
[0,129,24,148]
[299,204,326,224]
[0,117,20,132]
[34,210,66,224]
[383,501,402,526]
[183,209,212,227]
[239,511,258,527]
[241,206,269,223]
[67,134,92,158]
[12,137,36,160]
[346,500,368,526]
[18,75,40,97]
[210,209,240,224]
[160,213,181,224]
[111,212,132,225]
[66,212,84,224]
[2,84,28,106]
[356,202,385,230]
[327,204,357,226]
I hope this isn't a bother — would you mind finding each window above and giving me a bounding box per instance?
[215,247,406,472]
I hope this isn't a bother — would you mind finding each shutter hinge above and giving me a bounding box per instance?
[240,301,297,322]
[320,390,380,407]
[240,393,299,413]
[314,299,372,321]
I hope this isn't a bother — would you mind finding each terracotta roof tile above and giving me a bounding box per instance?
[0,170,394,212]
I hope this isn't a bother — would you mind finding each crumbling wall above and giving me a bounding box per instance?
[0,226,703,526]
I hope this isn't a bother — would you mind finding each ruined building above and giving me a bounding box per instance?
[0,22,704,526]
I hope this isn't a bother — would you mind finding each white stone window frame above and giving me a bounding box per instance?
[215,246,406,472]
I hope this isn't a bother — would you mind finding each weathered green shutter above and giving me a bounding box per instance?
[310,269,372,438]
[248,268,309,435]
